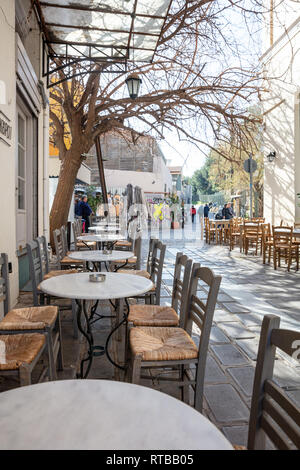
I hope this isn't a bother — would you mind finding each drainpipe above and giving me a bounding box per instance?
[43,106,49,240]
[38,80,49,240]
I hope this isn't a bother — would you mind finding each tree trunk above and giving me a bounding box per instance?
[49,150,82,249]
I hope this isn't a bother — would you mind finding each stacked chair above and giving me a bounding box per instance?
[0,253,63,386]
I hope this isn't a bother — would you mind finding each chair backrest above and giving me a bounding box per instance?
[60,225,68,254]
[37,236,50,276]
[72,221,82,250]
[248,315,300,450]
[261,223,271,244]
[150,240,166,305]
[146,236,157,274]
[26,239,44,306]
[0,253,10,314]
[184,264,222,412]
[171,252,193,328]
[132,236,142,270]
[53,228,65,266]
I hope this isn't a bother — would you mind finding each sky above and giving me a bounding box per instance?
[159,0,263,177]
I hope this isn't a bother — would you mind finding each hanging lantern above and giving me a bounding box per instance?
[125,73,142,99]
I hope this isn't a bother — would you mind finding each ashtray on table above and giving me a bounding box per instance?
[89,273,106,283]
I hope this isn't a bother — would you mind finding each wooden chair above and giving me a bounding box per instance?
[0,253,62,382]
[229,219,240,251]
[117,236,157,279]
[129,264,221,412]
[128,253,192,328]
[53,228,85,270]
[272,226,299,272]
[110,236,142,271]
[34,237,79,338]
[247,315,300,450]
[72,220,96,251]
[243,221,261,255]
[261,223,273,264]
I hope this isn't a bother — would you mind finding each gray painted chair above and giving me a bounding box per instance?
[247,314,300,450]
[128,252,193,327]
[147,239,166,305]
[72,220,96,251]
[0,253,60,383]
[53,227,85,269]
[129,264,221,412]
[28,237,79,339]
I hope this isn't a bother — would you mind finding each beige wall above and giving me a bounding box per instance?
[0,0,18,307]
[262,6,300,225]
[0,1,49,308]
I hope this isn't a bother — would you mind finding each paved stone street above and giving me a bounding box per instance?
[5,221,300,448]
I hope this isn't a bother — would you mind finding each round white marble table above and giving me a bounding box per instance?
[0,380,233,450]
[77,233,126,250]
[89,226,120,232]
[39,273,153,378]
[68,250,134,271]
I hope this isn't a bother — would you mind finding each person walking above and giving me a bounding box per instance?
[203,203,210,218]
[80,195,93,233]
[191,205,196,223]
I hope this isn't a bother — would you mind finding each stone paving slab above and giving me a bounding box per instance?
[219,322,256,340]
[227,367,255,397]
[204,384,249,423]
[211,344,249,366]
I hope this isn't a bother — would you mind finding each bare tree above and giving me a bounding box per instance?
[49,0,267,241]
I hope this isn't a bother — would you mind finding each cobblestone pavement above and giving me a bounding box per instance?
[5,221,300,448]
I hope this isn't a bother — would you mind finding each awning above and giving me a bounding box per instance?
[35,0,172,68]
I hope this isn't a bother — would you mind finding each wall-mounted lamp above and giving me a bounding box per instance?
[266,151,276,163]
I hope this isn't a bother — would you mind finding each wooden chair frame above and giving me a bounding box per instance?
[248,315,300,450]
[129,264,222,413]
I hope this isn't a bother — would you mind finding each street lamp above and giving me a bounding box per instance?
[125,73,142,99]
[266,151,276,163]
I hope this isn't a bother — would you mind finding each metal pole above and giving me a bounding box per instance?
[249,153,253,218]
[95,136,108,204]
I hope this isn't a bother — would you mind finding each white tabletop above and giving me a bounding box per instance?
[88,226,119,232]
[39,272,153,300]
[78,234,125,242]
[0,380,233,450]
[67,250,134,262]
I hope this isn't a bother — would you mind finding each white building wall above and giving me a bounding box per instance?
[262,6,300,225]
[0,0,18,308]
[0,1,49,308]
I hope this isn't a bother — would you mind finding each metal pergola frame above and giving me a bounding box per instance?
[33,0,173,88]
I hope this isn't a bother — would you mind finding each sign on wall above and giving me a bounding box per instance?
[0,110,12,147]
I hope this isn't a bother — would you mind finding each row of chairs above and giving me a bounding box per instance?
[125,249,300,450]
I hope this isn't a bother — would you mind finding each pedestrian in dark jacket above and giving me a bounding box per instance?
[204,203,210,218]
[80,196,93,232]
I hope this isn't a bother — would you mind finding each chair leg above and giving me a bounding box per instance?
[72,299,79,339]
[181,364,190,405]
[131,354,142,384]
[56,312,64,371]
[45,328,57,380]
[19,363,32,387]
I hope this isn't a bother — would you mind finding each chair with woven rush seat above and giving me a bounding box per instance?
[137,239,166,305]
[0,333,48,387]
[243,221,261,255]
[246,315,300,450]
[0,253,62,382]
[128,252,192,328]
[129,264,221,412]
[72,220,96,251]
[53,228,86,270]
[272,226,299,271]
[261,223,273,265]
[28,237,79,339]
[110,236,142,272]
[117,236,157,279]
